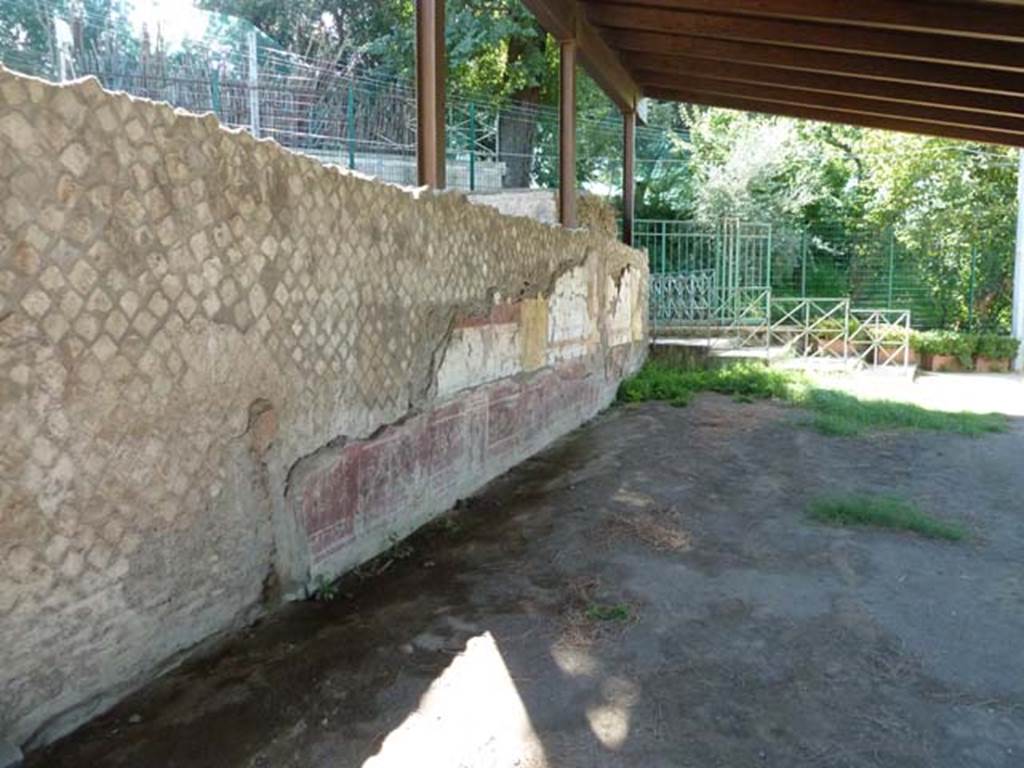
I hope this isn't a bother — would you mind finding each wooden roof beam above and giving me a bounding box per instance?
[521,0,641,111]
[584,0,1024,41]
[604,30,1024,97]
[644,85,1024,147]
[627,54,1024,117]
[586,3,1024,70]
[639,74,1024,138]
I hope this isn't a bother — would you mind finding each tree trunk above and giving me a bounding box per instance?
[498,86,540,188]
[498,30,546,189]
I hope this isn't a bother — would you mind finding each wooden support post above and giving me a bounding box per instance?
[559,38,577,228]
[1013,149,1024,370]
[622,109,636,246]
[416,0,446,188]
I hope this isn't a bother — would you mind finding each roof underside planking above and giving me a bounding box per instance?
[520,0,1024,147]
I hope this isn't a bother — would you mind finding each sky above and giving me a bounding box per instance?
[127,0,216,49]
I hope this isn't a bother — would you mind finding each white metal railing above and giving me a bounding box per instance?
[650,290,914,368]
[734,297,849,359]
[849,309,913,368]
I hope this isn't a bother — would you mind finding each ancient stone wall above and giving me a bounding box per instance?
[0,67,647,749]
[469,188,618,238]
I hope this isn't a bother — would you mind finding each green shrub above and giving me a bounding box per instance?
[867,324,911,345]
[911,330,977,366]
[975,334,1020,360]
[810,317,857,337]
[910,331,939,355]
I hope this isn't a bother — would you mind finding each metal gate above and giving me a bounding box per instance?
[636,218,913,368]
[636,218,772,326]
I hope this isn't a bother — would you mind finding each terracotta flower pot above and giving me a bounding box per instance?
[816,338,849,357]
[874,345,909,365]
[929,354,962,372]
[975,356,1010,373]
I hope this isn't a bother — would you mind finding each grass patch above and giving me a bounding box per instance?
[809,494,967,541]
[618,361,1007,437]
[794,388,1006,437]
[617,361,793,404]
[585,602,632,622]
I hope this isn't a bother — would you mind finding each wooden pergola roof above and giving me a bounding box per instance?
[521,0,1024,147]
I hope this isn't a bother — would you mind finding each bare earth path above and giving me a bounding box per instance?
[29,394,1024,768]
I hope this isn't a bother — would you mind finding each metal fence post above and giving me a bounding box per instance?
[887,227,895,308]
[247,31,260,138]
[903,312,910,367]
[346,85,356,170]
[844,300,851,365]
[468,101,477,191]
[209,66,221,116]
[660,221,667,273]
[800,230,807,299]
[967,245,978,331]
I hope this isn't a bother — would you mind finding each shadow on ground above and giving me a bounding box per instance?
[28,396,1024,768]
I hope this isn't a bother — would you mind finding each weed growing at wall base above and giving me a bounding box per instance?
[808,495,967,541]
[617,362,793,403]
[617,362,1008,437]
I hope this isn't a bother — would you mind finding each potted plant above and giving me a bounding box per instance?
[913,330,976,372]
[911,331,940,371]
[870,324,913,366]
[811,317,855,357]
[974,334,1020,373]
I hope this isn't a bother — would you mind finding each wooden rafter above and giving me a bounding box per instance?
[640,73,1024,138]
[584,0,1024,41]
[605,31,1024,98]
[625,54,1024,117]
[520,0,641,111]
[644,86,1024,147]
[586,4,1024,70]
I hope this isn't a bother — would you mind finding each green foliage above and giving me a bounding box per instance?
[585,602,632,622]
[911,330,978,365]
[975,334,1020,360]
[678,106,1016,332]
[619,361,1007,437]
[868,324,911,346]
[808,495,966,541]
[313,574,340,601]
[616,362,794,404]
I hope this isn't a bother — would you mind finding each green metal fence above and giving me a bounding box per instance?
[0,0,688,194]
[635,218,1014,331]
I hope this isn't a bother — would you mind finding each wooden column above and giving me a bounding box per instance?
[559,38,577,228]
[416,0,446,188]
[1013,148,1024,370]
[622,109,636,246]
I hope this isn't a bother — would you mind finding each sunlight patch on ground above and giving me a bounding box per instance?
[363,632,548,768]
[550,644,597,677]
[585,676,641,749]
[585,704,630,749]
[811,371,1024,417]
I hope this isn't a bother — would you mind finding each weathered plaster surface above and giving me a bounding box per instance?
[0,67,647,748]
[468,188,618,238]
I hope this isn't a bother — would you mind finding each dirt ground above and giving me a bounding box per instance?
[28,388,1024,768]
